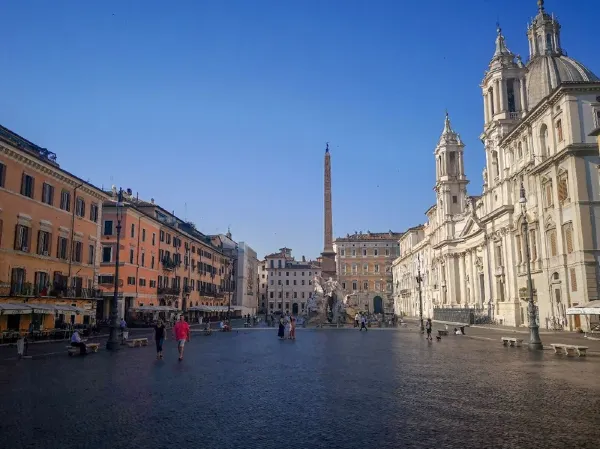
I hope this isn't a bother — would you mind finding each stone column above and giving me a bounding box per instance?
[519,77,527,112]
[488,91,494,121]
[458,253,466,305]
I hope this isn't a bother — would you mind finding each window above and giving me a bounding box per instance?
[76,197,85,217]
[285,292,289,299]
[139,278,146,287]
[166,233,171,244]
[507,78,516,113]
[351,249,356,256]
[452,195,458,204]
[362,249,367,256]
[127,277,136,285]
[88,244,95,265]
[363,281,368,290]
[285,280,289,285]
[301,280,305,285]
[385,249,390,256]
[495,244,503,266]
[150,280,156,288]
[41,183,54,205]
[293,280,297,285]
[129,249,134,264]
[141,252,145,267]
[104,221,113,236]
[342,282,346,290]
[570,268,577,292]
[270,280,274,286]
[131,223,135,238]
[269,291,274,299]
[544,181,553,208]
[352,281,357,291]
[14,225,30,251]
[57,236,68,260]
[74,241,83,263]
[151,255,155,269]
[0,162,5,187]
[85,203,98,223]
[37,230,51,255]
[530,230,538,261]
[20,173,35,198]
[60,190,71,211]
[340,249,345,256]
[102,246,112,263]
[563,223,574,254]
[99,275,114,285]
[34,271,49,294]
[517,142,523,159]
[557,174,569,205]
[374,264,380,273]
[160,230,165,242]
[556,119,563,142]
[547,230,557,257]
[142,228,146,242]
[374,249,378,256]
[363,264,368,273]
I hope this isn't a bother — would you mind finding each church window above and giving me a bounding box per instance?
[570,268,577,292]
[556,119,563,142]
[544,181,554,208]
[452,196,458,204]
[546,33,553,53]
[507,79,516,113]
[547,229,558,257]
[557,173,569,205]
[563,223,574,254]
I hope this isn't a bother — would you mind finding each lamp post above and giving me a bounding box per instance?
[416,254,424,332]
[519,182,543,350]
[106,188,124,351]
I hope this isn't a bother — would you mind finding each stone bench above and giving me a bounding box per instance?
[126,338,148,348]
[501,337,523,347]
[551,343,588,357]
[66,342,100,356]
[437,329,448,337]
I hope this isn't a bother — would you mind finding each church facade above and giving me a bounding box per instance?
[392,1,600,331]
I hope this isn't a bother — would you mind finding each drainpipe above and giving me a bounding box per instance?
[68,182,84,295]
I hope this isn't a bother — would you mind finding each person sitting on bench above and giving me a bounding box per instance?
[71,330,87,355]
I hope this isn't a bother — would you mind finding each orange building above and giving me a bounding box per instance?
[0,125,108,333]
[98,191,234,323]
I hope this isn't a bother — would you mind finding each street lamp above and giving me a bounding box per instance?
[106,188,124,351]
[519,182,543,350]
[416,254,424,332]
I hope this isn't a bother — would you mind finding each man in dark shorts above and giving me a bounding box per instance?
[425,318,432,341]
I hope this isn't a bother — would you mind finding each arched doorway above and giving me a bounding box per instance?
[292,303,299,315]
[373,296,383,314]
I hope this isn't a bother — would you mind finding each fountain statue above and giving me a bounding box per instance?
[307,276,363,325]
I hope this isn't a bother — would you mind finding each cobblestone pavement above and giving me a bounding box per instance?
[1,329,599,449]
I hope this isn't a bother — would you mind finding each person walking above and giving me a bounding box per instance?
[425,318,432,341]
[173,315,190,361]
[119,318,128,345]
[359,313,368,331]
[277,316,285,340]
[354,312,360,328]
[289,315,296,340]
[154,319,167,360]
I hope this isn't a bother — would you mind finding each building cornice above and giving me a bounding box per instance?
[0,144,108,201]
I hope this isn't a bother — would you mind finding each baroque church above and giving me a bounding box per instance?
[392,0,600,330]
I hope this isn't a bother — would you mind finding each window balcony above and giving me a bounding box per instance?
[161,257,178,270]
[158,286,181,296]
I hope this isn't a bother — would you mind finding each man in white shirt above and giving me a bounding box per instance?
[71,330,87,355]
[354,313,360,328]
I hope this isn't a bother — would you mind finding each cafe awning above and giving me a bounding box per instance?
[54,305,87,315]
[0,303,32,315]
[566,300,600,315]
[28,303,57,314]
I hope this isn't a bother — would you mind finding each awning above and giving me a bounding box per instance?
[54,305,86,315]
[567,300,600,315]
[0,303,32,315]
[28,303,57,314]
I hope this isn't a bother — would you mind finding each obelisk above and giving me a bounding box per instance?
[321,143,337,279]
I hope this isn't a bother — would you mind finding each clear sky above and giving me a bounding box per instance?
[1,0,598,260]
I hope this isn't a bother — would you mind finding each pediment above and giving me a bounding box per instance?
[459,215,481,238]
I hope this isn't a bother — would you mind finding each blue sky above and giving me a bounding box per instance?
[1,0,598,260]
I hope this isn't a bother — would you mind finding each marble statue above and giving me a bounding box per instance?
[307,276,349,325]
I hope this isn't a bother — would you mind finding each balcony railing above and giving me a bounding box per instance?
[5,283,103,299]
[161,257,178,270]
[158,286,181,296]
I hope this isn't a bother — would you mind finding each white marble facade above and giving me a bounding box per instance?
[393,2,600,331]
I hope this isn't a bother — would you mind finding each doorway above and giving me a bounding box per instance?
[373,296,383,314]
[292,303,299,315]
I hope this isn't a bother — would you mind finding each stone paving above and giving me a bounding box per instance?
[1,328,598,449]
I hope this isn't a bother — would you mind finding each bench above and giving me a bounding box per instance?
[501,337,523,347]
[437,329,448,337]
[551,343,588,357]
[66,342,99,356]
[126,338,148,348]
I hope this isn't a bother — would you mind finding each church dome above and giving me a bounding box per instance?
[526,54,599,109]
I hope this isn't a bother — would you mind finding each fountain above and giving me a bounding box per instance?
[307,277,362,326]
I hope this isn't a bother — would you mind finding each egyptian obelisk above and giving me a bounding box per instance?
[321,143,337,279]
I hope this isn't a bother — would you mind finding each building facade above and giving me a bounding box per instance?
[334,231,402,315]
[262,248,320,315]
[393,2,600,331]
[98,190,233,321]
[0,124,108,331]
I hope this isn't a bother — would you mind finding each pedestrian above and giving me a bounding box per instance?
[360,314,368,331]
[119,318,128,344]
[354,312,359,328]
[154,319,166,360]
[425,318,432,341]
[173,315,190,361]
[70,330,87,355]
[289,315,296,340]
[278,316,285,340]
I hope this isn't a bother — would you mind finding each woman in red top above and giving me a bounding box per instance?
[173,315,190,361]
